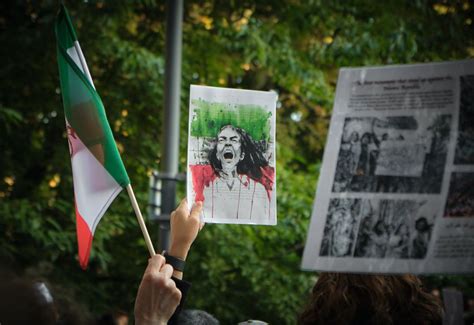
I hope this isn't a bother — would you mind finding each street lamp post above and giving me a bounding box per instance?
[156,0,184,253]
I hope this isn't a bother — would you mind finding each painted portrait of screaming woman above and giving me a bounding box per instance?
[186,85,277,225]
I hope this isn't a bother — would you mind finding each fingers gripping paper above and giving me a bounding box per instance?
[187,85,277,225]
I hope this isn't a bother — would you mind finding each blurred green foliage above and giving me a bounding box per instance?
[0,0,473,323]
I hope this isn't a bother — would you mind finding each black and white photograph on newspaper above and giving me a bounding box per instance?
[302,60,474,274]
[454,75,474,164]
[320,198,435,260]
[444,172,474,218]
[332,114,451,194]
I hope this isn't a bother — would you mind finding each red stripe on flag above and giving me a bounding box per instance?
[75,205,93,270]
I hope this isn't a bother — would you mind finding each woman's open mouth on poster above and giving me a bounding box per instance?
[223,148,234,160]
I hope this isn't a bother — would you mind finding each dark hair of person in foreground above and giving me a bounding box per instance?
[0,268,91,325]
[0,277,58,325]
[298,273,443,325]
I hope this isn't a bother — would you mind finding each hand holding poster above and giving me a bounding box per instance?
[187,85,277,225]
[302,60,474,274]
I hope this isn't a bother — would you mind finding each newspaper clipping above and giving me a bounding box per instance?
[302,60,474,274]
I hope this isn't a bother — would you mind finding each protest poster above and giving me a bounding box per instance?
[302,60,474,274]
[187,85,277,225]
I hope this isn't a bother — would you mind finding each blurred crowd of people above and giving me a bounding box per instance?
[0,200,471,324]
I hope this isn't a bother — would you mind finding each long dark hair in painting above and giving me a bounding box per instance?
[209,125,269,180]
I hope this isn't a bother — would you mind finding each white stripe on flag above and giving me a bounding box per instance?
[67,43,95,89]
[67,46,83,74]
[68,120,122,233]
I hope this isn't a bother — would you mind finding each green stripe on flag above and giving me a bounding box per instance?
[56,6,130,187]
[56,4,78,49]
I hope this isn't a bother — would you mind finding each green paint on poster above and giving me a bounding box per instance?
[190,99,272,141]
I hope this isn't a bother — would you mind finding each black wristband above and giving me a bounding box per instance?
[163,251,186,272]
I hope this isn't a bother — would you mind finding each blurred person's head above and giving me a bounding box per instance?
[415,217,431,233]
[0,266,91,325]
[177,309,219,325]
[298,273,443,325]
[373,220,386,236]
[349,131,359,142]
[0,278,57,325]
[361,132,372,145]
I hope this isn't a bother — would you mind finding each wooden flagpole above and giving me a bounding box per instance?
[126,185,156,256]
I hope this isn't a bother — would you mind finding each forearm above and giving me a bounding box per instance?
[168,200,202,279]
[168,243,191,279]
[135,318,167,325]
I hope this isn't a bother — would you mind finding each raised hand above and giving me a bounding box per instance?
[134,254,182,325]
[169,199,203,263]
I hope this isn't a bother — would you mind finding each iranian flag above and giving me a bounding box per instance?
[55,5,130,269]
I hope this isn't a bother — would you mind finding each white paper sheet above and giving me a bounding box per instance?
[302,60,474,274]
[187,85,277,225]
